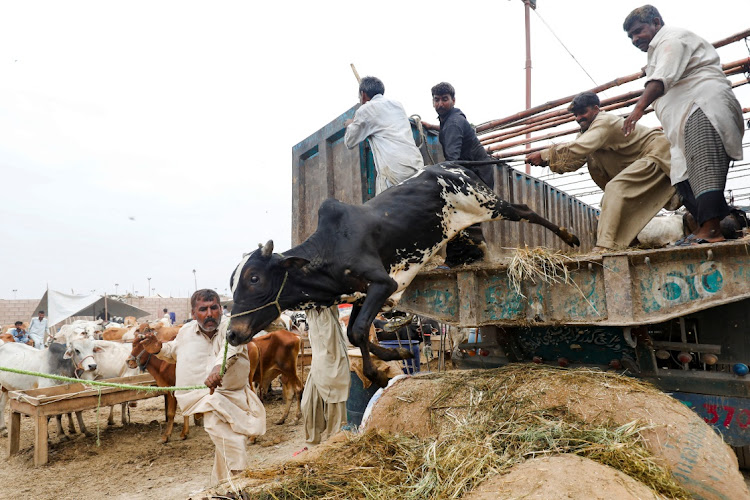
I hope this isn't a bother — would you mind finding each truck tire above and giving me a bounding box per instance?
[733,446,750,470]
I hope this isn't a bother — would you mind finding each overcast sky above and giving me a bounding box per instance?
[2,0,749,300]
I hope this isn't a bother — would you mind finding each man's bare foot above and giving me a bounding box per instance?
[591,246,609,254]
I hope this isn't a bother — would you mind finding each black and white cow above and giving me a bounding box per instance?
[228,162,579,387]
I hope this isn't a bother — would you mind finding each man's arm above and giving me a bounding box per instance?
[139,333,178,364]
[537,119,612,173]
[344,107,374,149]
[441,123,464,161]
[622,80,664,136]
[205,342,245,394]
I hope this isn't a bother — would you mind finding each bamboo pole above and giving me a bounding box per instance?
[476,32,750,135]
[480,61,749,149]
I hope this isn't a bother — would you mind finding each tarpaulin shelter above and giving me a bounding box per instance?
[33,290,150,326]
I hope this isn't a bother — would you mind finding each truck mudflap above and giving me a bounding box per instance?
[670,392,750,447]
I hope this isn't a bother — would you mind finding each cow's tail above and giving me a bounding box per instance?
[490,198,581,247]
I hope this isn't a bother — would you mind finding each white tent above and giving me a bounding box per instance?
[33,290,150,326]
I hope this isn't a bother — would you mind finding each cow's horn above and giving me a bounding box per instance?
[261,240,274,257]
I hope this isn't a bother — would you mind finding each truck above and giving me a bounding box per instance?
[293,97,750,462]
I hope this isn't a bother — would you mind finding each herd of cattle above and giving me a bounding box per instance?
[0,315,308,444]
[0,307,440,446]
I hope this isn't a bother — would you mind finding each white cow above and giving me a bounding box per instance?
[636,214,685,248]
[0,339,101,435]
[92,340,140,426]
[53,320,105,344]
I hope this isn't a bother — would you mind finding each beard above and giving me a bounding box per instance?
[199,318,219,333]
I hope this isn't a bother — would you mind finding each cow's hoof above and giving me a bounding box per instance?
[161,436,170,444]
[84,431,94,438]
[274,418,286,425]
[1,429,7,438]
[397,347,414,359]
[58,435,70,442]
[180,434,188,441]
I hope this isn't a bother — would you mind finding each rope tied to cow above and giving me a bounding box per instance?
[228,271,288,320]
[0,366,208,391]
[223,270,289,375]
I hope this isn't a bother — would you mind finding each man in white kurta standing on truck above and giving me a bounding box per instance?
[344,75,424,194]
[138,289,266,485]
[622,4,744,246]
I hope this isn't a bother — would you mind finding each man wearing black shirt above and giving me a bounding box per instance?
[432,81,494,189]
[431,82,492,264]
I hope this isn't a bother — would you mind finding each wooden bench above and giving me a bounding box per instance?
[8,374,162,466]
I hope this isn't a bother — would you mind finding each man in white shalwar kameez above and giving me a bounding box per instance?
[302,306,351,444]
[344,76,424,195]
[140,289,266,484]
[623,5,744,245]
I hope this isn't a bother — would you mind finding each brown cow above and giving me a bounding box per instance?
[248,330,304,425]
[145,322,181,341]
[102,325,137,342]
[127,339,189,443]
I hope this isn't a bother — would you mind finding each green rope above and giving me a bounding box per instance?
[96,389,102,447]
[0,366,207,391]
[220,338,230,376]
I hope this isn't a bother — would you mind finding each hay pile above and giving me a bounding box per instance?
[197,365,750,499]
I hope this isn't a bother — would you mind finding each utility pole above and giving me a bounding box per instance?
[193,269,197,292]
[523,0,536,174]
[115,283,119,295]
[147,277,151,297]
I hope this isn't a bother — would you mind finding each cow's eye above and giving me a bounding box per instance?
[75,349,80,355]
[250,276,259,284]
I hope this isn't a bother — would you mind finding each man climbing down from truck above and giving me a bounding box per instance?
[430,81,494,265]
[344,76,424,195]
[526,91,680,252]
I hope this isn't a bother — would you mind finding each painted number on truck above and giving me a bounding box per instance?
[672,392,750,447]
[701,404,750,428]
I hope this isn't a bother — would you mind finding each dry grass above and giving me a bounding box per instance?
[213,366,689,500]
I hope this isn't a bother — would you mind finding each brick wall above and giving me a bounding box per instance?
[0,299,39,328]
[0,297,193,327]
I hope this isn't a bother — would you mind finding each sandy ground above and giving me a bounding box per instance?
[0,381,308,500]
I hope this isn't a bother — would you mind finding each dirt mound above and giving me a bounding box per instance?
[464,455,660,500]
[365,365,748,500]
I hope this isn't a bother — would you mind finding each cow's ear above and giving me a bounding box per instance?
[280,256,309,270]
[261,240,274,258]
[63,347,74,359]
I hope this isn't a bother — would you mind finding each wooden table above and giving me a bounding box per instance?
[8,374,162,466]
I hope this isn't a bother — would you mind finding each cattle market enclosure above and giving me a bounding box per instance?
[291,107,599,253]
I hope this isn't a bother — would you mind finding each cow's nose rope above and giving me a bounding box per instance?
[229,272,288,320]
[223,271,288,376]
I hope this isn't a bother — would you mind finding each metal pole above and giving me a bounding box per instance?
[524,0,533,174]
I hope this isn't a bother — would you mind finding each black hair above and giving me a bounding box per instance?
[359,76,385,99]
[191,289,220,309]
[14,321,23,326]
[568,91,600,114]
[431,82,455,99]
[623,5,663,32]
[38,310,44,314]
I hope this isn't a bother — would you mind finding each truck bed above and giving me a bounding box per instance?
[398,238,750,328]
